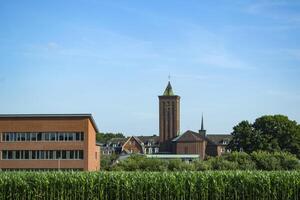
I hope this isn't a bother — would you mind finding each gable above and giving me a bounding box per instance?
[172,131,203,142]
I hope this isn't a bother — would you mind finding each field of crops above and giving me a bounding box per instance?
[0,171,299,200]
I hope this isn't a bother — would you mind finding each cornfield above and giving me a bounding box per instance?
[0,171,299,200]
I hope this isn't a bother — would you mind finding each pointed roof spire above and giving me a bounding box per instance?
[201,113,204,131]
[163,81,174,96]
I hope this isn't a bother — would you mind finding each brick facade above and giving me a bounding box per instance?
[0,114,100,171]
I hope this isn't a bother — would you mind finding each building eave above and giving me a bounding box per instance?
[0,113,100,133]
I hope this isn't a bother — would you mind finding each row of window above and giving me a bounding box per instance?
[145,147,159,154]
[1,132,84,142]
[1,150,84,160]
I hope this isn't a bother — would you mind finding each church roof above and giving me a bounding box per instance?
[163,81,174,96]
[172,130,232,145]
[172,130,205,142]
[206,134,232,145]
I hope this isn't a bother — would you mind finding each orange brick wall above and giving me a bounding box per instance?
[122,137,143,154]
[0,117,99,171]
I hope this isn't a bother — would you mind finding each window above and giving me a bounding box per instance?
[50,133,56,141]
[16,133,21,141]
[68,133,74,141]
[64,133,69,141]
[32,150,36,159]
[59,133,64,141]
[15,151,20,159]
[2,150,7,159]
[79,150,83,159]
[31,133,37,141]
[2,132,84,142]
[66,151,70,159]
[62,150,66,159]
[76,133,80,140]
[56,150,61,159]
[37,133,42,141]
[26,133,30,141]
[49,151,54,159]
[70,150,74,159]
[45,133,50,141]
[24,151,29,159]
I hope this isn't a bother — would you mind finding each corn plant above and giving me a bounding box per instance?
[0,171,299,200]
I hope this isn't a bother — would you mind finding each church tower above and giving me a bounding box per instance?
[158,81,180,152]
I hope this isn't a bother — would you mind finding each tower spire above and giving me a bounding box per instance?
[201,113,204,131]
[199,113,206,136]
[163,81,174,96]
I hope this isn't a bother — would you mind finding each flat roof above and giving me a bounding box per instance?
[0,114,99,132]
[146,154,200,159]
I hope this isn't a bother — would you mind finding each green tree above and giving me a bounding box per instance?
[227,120,264,153]
[228,115,300,158]
[96,132,125,143]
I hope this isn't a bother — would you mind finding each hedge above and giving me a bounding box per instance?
[0,171,299,200]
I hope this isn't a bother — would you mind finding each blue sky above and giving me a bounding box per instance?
[0,0,300,135]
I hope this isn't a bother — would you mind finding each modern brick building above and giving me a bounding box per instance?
[0,114,100,171]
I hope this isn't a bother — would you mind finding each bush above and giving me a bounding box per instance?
[208,157,239,170]
[167,159,195,171]
[223,152,256,170]
[251,151,282,170]
[273,151,300,170]
[109,151,300,171]
[193,160,212,171]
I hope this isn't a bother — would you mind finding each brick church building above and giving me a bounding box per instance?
[101,82,231,159]
[158,81,231,159]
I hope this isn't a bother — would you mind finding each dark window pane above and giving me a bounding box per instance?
[2,150,7,159]
[25,151,29,159]
[31,133,37,141]
[40,151,44,159]
[81,133,84,141]
[62,151,66,159]
[79,150,83,159]
[68,133,73,141]
[50,133,56,141]
[70,151,74,159]
[16,151,20,159]
[59,133,64,141]
[64,133,68,141]
[45,133,50,141]
[76,133,80,140]
[49,151,53,159]
[21,133,26,141]
[26,133,30,141]
[56,150,61,159]
[37,133,42,141]
[8,151,13,159]
[32,150,36,159]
